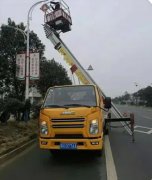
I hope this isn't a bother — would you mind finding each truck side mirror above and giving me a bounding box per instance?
[104,97,112,109]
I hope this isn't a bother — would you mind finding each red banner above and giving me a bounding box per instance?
[70,64,78,74]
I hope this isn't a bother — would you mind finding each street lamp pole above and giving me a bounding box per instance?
[25,0,48,100]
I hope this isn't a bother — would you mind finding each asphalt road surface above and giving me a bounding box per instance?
[109,105,152,180]
[0,105,151,180]
[0,144,107,180]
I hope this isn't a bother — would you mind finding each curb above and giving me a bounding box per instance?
[0,138,36,165]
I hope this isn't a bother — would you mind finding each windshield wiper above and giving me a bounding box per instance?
[94,106,109,112]
[64,104,91,108]
[43,105,66,108]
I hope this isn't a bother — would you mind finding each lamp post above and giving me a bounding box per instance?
[134,82,141,105]
[25,0,49,100]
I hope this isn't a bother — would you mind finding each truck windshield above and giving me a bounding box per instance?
[43,86,97,107]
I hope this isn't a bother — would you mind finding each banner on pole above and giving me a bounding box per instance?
[16,54,26,80]
[30,53,40,80]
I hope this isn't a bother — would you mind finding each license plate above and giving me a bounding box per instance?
[60,143,77,150]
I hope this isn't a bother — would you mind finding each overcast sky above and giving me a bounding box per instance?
[1,0,152,97]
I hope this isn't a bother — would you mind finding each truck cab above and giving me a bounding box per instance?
[39,84,107,155]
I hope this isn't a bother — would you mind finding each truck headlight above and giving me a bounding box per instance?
[40,121,48,135]
[90,119,99,134]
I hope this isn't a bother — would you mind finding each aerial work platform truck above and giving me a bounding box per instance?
[39,0,135,156]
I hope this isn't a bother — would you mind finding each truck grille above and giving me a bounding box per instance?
[52,124,84,128]
[55,134,83,139]
[52,118,85,123]
[51,118,85,128]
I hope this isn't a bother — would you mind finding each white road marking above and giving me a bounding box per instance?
[142,116,152,120]
[104,135,118,180]
[134,125,152,135]
[148,129,152,134]
[134,125,152,130]
[135,130,150,134]
[147,110,152,112]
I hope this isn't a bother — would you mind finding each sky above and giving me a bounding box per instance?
[1,0,152,98]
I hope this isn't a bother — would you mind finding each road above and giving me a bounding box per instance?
[110,105,152,180]
[0,105,151,180]
[0,144,107,180]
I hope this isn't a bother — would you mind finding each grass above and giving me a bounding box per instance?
[0,119,38,156]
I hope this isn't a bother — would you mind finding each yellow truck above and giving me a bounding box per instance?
[39,84,111,156]
[39,1,135,154]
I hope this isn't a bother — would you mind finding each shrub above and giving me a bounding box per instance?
[0,98,24,123]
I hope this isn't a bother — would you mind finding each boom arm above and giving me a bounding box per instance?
[44,24,133,135]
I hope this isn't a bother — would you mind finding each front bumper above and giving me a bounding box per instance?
[39,137,103,150]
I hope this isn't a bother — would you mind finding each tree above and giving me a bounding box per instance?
[113,85,152,107]
[123,91,130,101]
[0,18,72,102]
[0,18,45,100]
[137,86,152,106]
[0,18,73,122]
[36,58,72,97]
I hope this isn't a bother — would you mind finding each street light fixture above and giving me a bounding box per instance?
[25,0,49,100]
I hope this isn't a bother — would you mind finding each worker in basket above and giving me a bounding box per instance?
[50,1,60,10]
